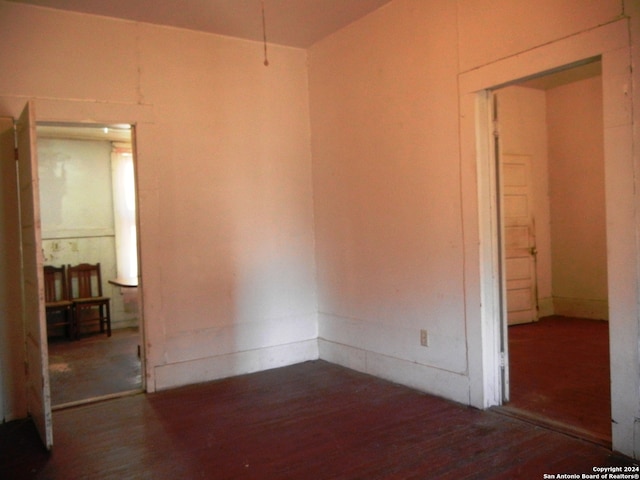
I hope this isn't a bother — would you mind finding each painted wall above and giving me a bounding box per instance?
[457,0,620,72]
[0,0,638,460]
[547,76,608,319]
[39,139,114,238]
[310,0,638,456]
[309,0,623,401]
[38,137,137,330]
[0,0,318,421]
[309,0,469,400]
[136,22,318,389]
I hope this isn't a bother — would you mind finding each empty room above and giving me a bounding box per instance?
[0,0,639,477]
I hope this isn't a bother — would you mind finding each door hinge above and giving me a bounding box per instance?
[14,147,18,161]
[500,351,506,368]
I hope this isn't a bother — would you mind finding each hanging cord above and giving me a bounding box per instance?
[261,0,269,66]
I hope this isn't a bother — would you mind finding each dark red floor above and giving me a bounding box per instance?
[507,315,611,444]
[0,361,635,479]
[48,327,141,406]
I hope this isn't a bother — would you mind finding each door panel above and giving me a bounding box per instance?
[17,101,53,449]
[502,154,538,325]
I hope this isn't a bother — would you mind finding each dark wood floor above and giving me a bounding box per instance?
[48,328,142,407]
[506,315,611,445]
[0,360,636,479]
[47,315,611,439]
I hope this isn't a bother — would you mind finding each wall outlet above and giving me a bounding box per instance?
[420,329,429,347]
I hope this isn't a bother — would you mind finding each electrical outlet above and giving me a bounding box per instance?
[420,329,429,347]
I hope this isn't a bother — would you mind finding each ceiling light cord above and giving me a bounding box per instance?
[261,0,269,66]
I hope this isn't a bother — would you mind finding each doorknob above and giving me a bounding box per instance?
[530,246,537,256]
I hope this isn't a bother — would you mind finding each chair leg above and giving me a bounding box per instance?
[99,305,105,334]
[74,306,80,340]
[106,302,111,337]
[97,303,111,337]
[64,309,70,339]
[70,307,77,340]
[72,303,112,338]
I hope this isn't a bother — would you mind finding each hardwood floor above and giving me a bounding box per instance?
[48,328,142,407]
[506,316,611,445]
[0,360,635,479]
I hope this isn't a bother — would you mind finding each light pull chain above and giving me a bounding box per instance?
[261,0,269,66]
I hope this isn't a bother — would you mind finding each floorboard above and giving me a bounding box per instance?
[507,315,611,444]
[48,328,141,406]
[0,361,635,479]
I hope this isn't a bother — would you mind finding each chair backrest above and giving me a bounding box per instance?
[43,265,68,303]
[67,263,104,299]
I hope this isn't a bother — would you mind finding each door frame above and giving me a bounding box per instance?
[10,97,154,449]
[459,20,637,457]
[37,121,146,407]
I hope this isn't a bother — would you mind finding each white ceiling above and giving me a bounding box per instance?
[9,0,393,48]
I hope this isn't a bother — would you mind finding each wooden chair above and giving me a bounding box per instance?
[67,263,111,338]
[44,265,75,339]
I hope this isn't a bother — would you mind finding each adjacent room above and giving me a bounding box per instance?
[0,0,638,475]
[38,124,143,407]
[494,61,611,444]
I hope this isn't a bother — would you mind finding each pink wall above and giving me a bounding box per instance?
[457,0,619,71]
[1,0,639,460]
[0,0,318,417]
[547,76,607,319]
[310,0,638,456]
[309,0,468,398]
[308,0,626,401]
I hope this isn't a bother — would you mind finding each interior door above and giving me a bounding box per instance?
[502,153,538,325]
[17,101,53,449]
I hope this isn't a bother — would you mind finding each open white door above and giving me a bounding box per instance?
[16,101,53,450]
[490,92,509,402]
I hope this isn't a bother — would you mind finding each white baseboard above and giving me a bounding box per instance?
[318,338,470,406]
[154,339,319,391]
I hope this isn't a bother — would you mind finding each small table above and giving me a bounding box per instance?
[108,277,138,288]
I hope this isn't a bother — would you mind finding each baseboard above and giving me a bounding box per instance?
[154,339,319,391]
[318,338,470,406]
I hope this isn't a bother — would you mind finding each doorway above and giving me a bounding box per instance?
[493,61,611,443]
[458,20,635,456]
[37,123,144,408]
